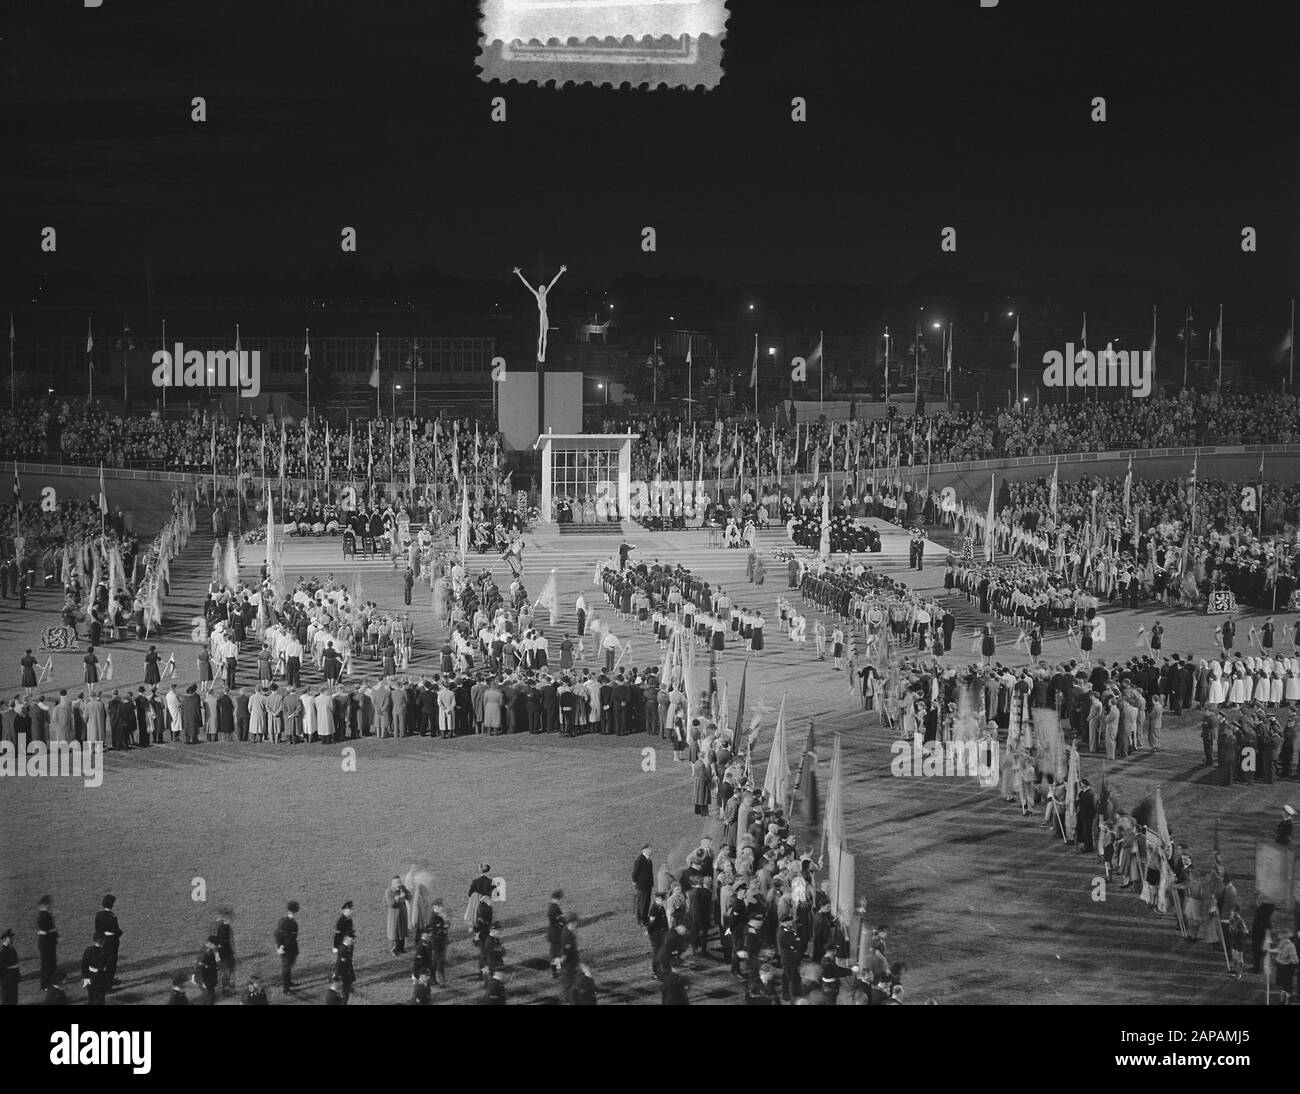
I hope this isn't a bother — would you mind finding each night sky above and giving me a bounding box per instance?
[0,0,1294,304]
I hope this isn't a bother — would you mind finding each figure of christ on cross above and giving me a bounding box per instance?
[513,264,566,363]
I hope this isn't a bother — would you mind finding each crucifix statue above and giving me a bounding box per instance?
[513,263,566,363]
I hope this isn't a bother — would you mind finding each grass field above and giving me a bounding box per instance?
[2,511,1297,1005]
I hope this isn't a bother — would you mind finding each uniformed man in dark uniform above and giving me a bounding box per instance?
[194,937,219,1005]
[333,901,356,952]
[324,974,346,1004]
[36,895,58,992]
[334,934,356,1002]
[546,890,565,978]
[558,913,581,1002]
[0,928,19,1005]
[214,911,235,996]
[93,895,122,991]
[410,970,432,1005]
[274,900,300,994]
[168,972,189,1005]
[81,933,108,1005]
[569,961,597,1005]
[484,968,507,1004]
[647,892,670,978]
[428,901,449,986]
[44,968,68,1005]
[241,974,268,1004]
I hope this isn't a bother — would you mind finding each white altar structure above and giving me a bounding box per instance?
[534,432,637,523]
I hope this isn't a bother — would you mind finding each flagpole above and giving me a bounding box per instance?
[686,336,693,424]
[1217,304,1223,390]
[1014,317,1020,405]
[753,332,759,417]
[1258,454,1265,538]
[883,326,890,406]
[819,330,824,413]
[305,327,311,421]
[8,312,13,410]
[1182,306,1190,389]
[1290,299,1295,391]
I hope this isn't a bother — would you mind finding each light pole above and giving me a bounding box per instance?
[883,327,891,404]
[121,318,132,406]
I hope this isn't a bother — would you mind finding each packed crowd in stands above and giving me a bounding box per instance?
[3,389,1299,480]
[948,472,1300,609]
[601,390,1300,482]
[0,400,504,484]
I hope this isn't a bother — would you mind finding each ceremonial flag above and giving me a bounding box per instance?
[1214,306,1222,354]
[1011,316,1020,363]
[303,329,311,373]
[819,479,831,560]
[452,422,460,482]
[984,473,996,561]
[12,462,20,515]
[1149,305,1158,359]
[458,484,469,562]
[86,318,94,369]
[946,323,953,373]
[278,418,286,491]
[265,485,277,595]
[1081,313,1087,349]
[822,733,846,854]
[347,423,354,480]
[98,463,108,515]
[1123,456,1132,520]
[793,720,820,829]
[324,421,331,486]
[235,420,243,493]
[1049,461,1059,520]
[762,694,790,811]
[534,568,559,626]
[409,421,416,495]
[235,323,241,354]
[749,333,758,389]
[369,332,381,389]
[734,661,748,756]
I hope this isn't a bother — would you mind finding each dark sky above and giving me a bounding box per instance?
[0,0,1294,302]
